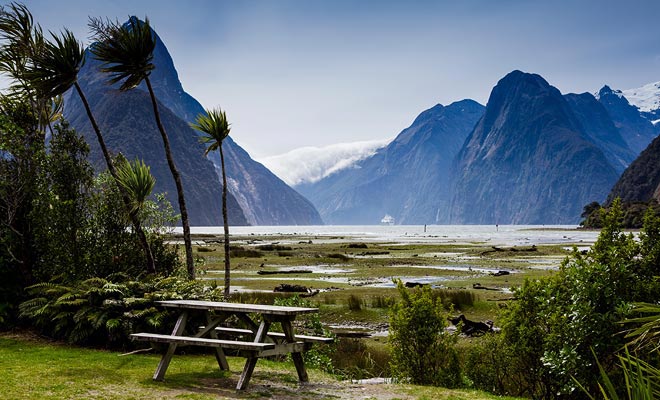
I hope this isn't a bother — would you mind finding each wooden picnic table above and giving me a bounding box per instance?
[130,299,333,390]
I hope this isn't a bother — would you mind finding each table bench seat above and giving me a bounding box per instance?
[130,333,275,351]
[208,326,335,344]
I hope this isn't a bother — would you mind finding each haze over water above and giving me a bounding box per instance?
[179,225,599,247]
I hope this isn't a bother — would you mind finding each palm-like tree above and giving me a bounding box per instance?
[89,16,195,279]
[20,23,156,273]
[191,108,232,298]
[116,158,156,214]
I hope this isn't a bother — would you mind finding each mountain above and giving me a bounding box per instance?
[622,81,660,122]
[64,63,248,226]
[595,85,658,155]
[137,23,322,226]
[606,133,660,204]
[296,100,485,224]
[64,18,322,226]
[449,70,619,224]
[563,92,636,173]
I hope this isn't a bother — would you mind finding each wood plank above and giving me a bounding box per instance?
[281,320,309,382]
[254,342,307,357]
[154,311,188,381]
[206,312,230,371]
[212,327,334,343]
[155,300,318,316]
[130,333,274,351]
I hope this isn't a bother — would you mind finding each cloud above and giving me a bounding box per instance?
[257,138,392,186]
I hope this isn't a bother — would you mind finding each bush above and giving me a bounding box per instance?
[347,294,362,311]
[389,280,461,387]
[432,289,476,310]
[498,200,660,398]
[229,247,263,258]
[19,275,224,348]
[331,338,391,380]
[327,253,350,261]
[257,244,292,251]
[463,332,524,395]
[273,295,335,373]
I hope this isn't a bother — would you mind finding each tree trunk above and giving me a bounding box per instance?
[74,82,156,274]
[144,78,195,279]
[219,144,230,298]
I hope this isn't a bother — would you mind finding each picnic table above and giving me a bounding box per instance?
[130,299,333,390]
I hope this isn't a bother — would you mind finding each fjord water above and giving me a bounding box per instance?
[181,225,599,247]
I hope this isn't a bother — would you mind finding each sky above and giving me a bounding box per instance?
[13,0,660,158]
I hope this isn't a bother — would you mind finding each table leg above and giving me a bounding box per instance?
[236,319,271,390]
[205,312,230,371]
[281,320,308,383]
[154,311,188,381]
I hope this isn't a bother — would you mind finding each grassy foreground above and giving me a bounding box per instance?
[0,332,522,400]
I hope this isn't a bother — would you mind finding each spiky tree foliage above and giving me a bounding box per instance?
[89,16,195,280]
[115,158,156,214]
[17,17,157,274]
[0,2,43,95]
[191,108,232,297]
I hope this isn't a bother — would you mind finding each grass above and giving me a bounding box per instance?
[0,332,524,400]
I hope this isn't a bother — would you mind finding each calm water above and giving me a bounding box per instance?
[176,225,599,247]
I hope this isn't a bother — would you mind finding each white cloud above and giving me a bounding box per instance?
[257,138,392,186]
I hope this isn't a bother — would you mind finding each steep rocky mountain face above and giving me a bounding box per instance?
[64,62,248,226]
[64,20,322,226]
[449,71,619,224]
[136,27,322,226]
[296,100,485,224]
[607,133,660,204]
[564,92,636,174]
[596,86,659,155]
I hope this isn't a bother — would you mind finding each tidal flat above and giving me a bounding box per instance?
[185,225,597,327]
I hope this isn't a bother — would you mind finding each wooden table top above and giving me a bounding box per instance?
[155,300,319,316]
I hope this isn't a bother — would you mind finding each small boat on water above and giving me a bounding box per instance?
[380,214,395,225]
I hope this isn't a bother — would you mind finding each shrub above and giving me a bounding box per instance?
[257,244,292,251]
[344,243,368,249]
[432,289,476,310]
[273,295,335,373]
[389,280,461,387]
[371,295,394,308]
[463,331,523,395]
[347,294,362,311]
[499,200,660,398]
[331,338,391,380]
[19,275,224,348]
[229,247,263,258]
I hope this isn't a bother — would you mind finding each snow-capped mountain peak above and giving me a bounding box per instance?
[622,81,660,112]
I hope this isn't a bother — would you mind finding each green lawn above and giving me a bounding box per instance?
[0,333,524,400]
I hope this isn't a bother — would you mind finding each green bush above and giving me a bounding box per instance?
[273,295,335,373]
[432,289,476,310]
[257,244,292,251]
[326,253,350,261]
[19,275,224,348]
[463,332,523,395]
[498,200,660,398]
[371,295,394,308]
[229,247,263,258]
[331,338,391,380]
[347,294,362,311]
[389,280,461,387]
